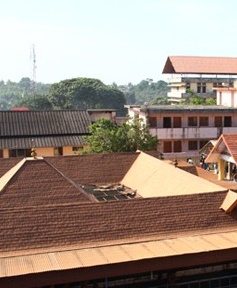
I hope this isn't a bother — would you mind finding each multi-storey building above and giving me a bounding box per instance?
[126,104,237,160]
[163,56,237,103]
[125,56,237,161]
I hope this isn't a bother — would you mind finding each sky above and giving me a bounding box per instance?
[1,0,237,86]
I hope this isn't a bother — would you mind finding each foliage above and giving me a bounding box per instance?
[48,77,126,116]
[118,80,169,105]
[85,118,158,153]
[0,77,51,110]
[16,94,53,110]
[180,89,216,105]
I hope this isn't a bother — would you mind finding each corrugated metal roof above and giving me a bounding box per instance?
[162,56,237,75]
[1,230,237,278]
[0,135,85,149]
[0,110,91,137]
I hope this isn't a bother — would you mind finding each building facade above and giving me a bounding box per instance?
[163,56,237,103]
[126,105,237,160]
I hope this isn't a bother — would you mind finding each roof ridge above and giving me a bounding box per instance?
[44,159,97,202]
[0,158,27,192]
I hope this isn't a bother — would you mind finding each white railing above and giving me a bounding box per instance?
[150,127,219,139]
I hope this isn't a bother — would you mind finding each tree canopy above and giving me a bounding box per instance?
[48,78,126,116]
[84,118,158,153]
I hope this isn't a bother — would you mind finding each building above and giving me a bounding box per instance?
[0,110,107,158]
[2,152,237,287]
[126,104,237,160]
[87,108,117,123]
[163,56,237,103]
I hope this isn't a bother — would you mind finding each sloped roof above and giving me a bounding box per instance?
[0,135,85,149]
[46,152,139,185]
[205,134,237,164]
[121,152,227,197]
[0,110,91,149]
[2,229,237,279]
[1,152,237,282]
[162,56,237,75]
[0,191,232,255]
[177,160,237,191]
[0,158,92,208]
[220,190,237,213]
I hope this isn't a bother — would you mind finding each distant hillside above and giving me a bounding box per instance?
[0,77,169,110]
[0,77,51,110]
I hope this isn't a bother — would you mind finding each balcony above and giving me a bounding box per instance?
[149,127,232,140]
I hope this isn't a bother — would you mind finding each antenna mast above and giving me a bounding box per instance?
[31,44,36,93]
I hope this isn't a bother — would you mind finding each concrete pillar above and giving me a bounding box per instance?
[226,162,232,180]
[218,159,225,180]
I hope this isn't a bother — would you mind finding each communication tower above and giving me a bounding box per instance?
[31,44,37,93]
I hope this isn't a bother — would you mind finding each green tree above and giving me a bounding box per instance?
[48,77,126,116]
[85,118,158,153]
[15,94,53,110]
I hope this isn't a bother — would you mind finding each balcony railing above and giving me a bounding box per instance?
[149,127,237,139]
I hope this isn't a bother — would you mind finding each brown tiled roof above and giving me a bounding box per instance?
[177,161,237,192]
[205,134,237,164]
[0,191,234,255]
[0,159,92,208]
[0,158,23,177]
[162,56,237,75]
[0,110,91,137]
[46,152,139,185]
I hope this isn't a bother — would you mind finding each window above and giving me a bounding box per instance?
[215,116,222,127]
[186,83,190,92]
[199,140,208,150]
[174,141,182,152]
[54,147,63,156]
[9,149,31,158]
[163,141,172,153]
[188,117,197,127]
[149,117,157,128]
[173,117,181,128]
[188,141,198,150]
[197,82,206,93]
[163,117,171,128]
[199,116,209,127]
[224,116,232,127]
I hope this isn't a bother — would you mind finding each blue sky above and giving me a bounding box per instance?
[1,0,237,85]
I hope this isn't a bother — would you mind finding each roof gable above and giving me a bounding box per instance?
[162,56,237,75]
[121,152,227,197]
[205,134,237,164]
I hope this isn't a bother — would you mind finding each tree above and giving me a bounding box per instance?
[15,94,53,110]
[48,77,126,116]
[84,118,158,153]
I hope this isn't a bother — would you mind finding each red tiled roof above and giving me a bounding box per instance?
[162,56,237,75]
[0,159,92,208]
[0,158,23,177]
[177,161,237,191]
[205,134,237,164]
[0,191,233,255]
[46,152,139,185]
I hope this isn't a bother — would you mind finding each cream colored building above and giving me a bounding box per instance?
[0,110,91,158]
[126,104,237,161]
[163,56,237,103]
